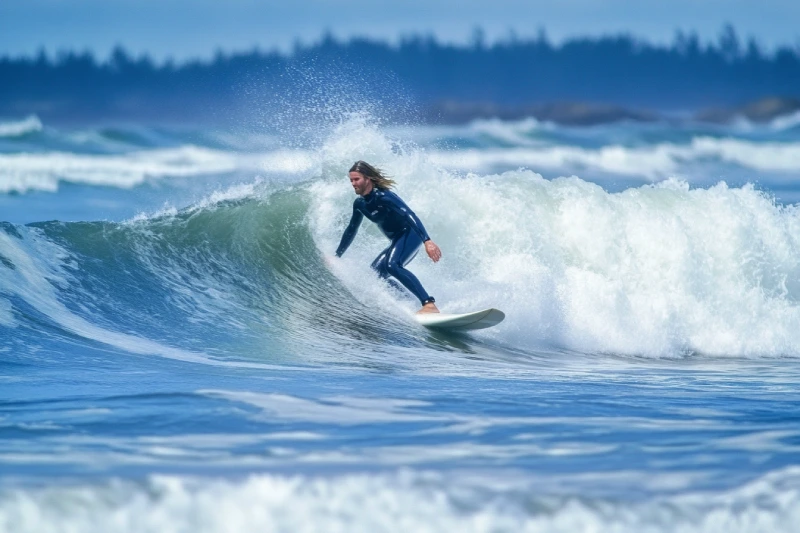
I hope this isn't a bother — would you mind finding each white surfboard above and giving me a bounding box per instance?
[414,308,505,330]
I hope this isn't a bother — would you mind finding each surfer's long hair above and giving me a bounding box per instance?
[349,160,396,190]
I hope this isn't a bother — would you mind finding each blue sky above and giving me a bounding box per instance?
[2,0,799,61]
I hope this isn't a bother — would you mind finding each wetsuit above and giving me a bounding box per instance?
[335,188,435,305]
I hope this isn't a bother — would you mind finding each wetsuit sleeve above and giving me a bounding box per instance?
[335,203,364,257]
[384,192,431,242]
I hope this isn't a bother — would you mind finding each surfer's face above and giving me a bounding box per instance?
[349,171,373,196]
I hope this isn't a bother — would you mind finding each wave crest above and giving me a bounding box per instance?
[0,115,42,138]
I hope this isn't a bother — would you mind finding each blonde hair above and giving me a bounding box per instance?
[349,160,396,190]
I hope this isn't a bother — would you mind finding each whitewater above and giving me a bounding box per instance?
[2,113,800,532]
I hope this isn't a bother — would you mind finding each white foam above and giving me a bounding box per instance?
[730,111,800,132]
[309,119,800,357]
[1,468,799,533]
[126,179,269,224]
[691,136,800,172]
[770,110,800,131]
[428,144,676,180]
[468,117,551,145]
[0,115,43,138]
[426,136,800,180]
[0,146,315,194]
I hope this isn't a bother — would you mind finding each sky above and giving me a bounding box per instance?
[1,0,799,61]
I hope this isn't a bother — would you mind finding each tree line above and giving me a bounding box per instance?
[2,25,798,124]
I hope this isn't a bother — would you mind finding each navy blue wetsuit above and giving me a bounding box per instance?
[335,188,435,305]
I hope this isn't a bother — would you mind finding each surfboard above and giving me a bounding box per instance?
[414,308,505,330]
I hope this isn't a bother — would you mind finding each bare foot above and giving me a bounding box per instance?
[416,302,440,314]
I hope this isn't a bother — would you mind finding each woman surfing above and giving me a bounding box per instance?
[334,161,442,314]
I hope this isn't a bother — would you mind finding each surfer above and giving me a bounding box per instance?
[335,160,442,314]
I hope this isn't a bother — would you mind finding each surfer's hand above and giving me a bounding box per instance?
[424,240,441,263]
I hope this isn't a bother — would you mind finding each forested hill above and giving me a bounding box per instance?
[2,27,799,125]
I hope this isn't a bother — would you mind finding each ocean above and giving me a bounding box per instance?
[2,111,800,532]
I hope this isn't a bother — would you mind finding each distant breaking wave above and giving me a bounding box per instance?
[0,146,315,193]
[770,110,800,131]
[429,136,800,180]
[3,117,800,194]
[0,115,43,138]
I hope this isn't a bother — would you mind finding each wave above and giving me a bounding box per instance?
[314,171,800,356]
[467,117,553,146]
[770,110,800,132]
[1,467,798,533]
[5,119,800,361]
[3,117,800,196]
[0,175,428,369]
[0,146,315,193]
[0,115,43,138]
[726,110,800,133]
[428,136,800,180]
[0,222,237,366]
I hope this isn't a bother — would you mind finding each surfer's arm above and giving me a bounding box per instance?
[384,192,431,242]
[335,205,364,257]
[383,192,441,262]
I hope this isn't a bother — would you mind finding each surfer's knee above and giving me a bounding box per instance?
[371,256,385,271]
[371,260,390,279]
[385,260,404,277]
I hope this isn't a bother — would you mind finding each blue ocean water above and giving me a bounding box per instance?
[2,112,800,531]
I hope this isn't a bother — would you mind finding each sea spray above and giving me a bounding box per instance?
[309,120,800,356]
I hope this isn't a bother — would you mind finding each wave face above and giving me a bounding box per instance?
[3,118,800,360]
[0,183,327,366]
